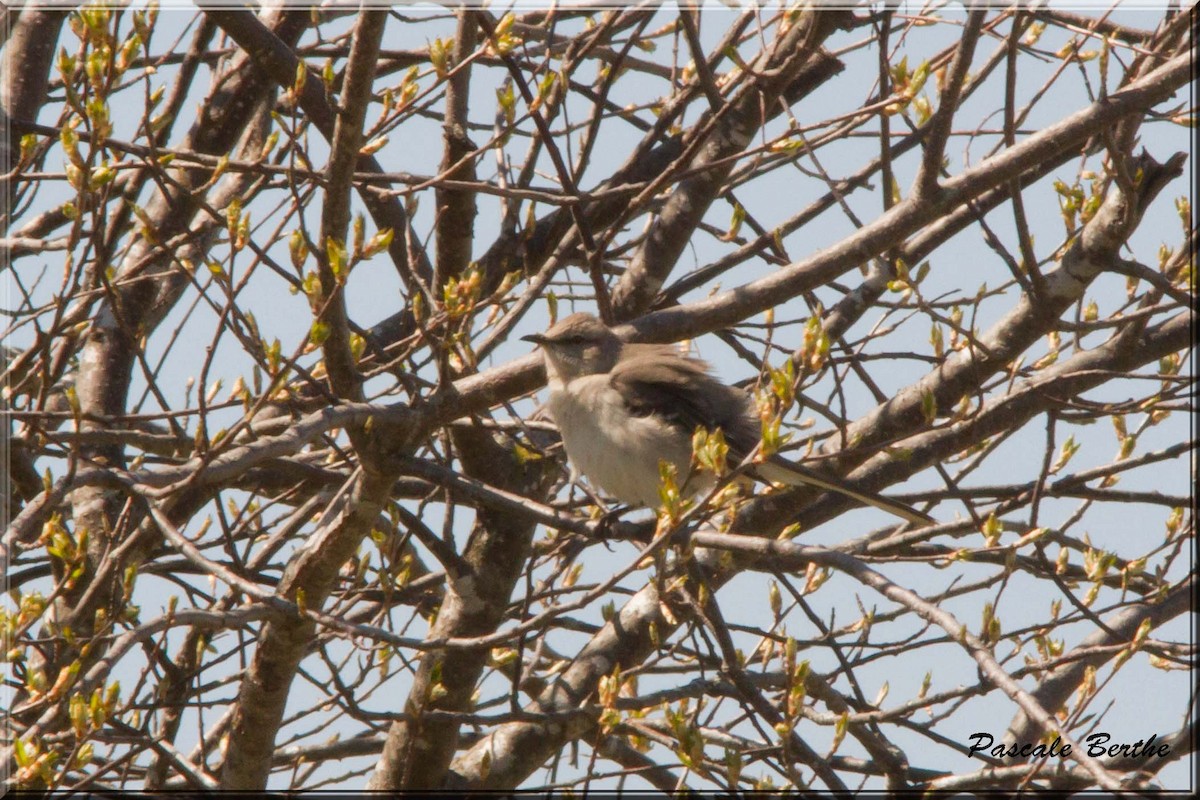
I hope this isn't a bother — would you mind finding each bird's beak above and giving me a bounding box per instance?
[521,333,548,345]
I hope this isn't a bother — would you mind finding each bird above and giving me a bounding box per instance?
[522,312,931,525]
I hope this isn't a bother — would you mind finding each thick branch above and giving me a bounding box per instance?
[317,9,387,405]
[205,7,433,294]
[610,8,852,317]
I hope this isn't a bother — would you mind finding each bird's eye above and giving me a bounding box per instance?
[559,335,587,345]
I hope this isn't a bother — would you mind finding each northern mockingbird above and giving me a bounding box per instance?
[523,312,931,525]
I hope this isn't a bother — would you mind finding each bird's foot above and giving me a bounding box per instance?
[591,505,632,549]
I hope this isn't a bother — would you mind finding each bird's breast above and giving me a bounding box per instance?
[546,376,695,508]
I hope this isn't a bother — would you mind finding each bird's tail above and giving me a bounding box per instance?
[756,457,932,525]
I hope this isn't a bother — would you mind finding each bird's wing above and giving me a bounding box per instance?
[609,352,759,448]
[610,351,932,524]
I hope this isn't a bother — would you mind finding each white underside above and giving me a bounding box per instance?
[546,375,702,508]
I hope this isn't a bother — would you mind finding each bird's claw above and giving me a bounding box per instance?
[592,505,629,549]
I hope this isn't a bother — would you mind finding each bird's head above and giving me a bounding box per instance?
[522,312,622,381]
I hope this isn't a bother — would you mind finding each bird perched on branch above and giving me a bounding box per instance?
[523,312,930,525]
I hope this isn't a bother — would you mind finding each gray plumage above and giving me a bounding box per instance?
[524,312,930,524]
